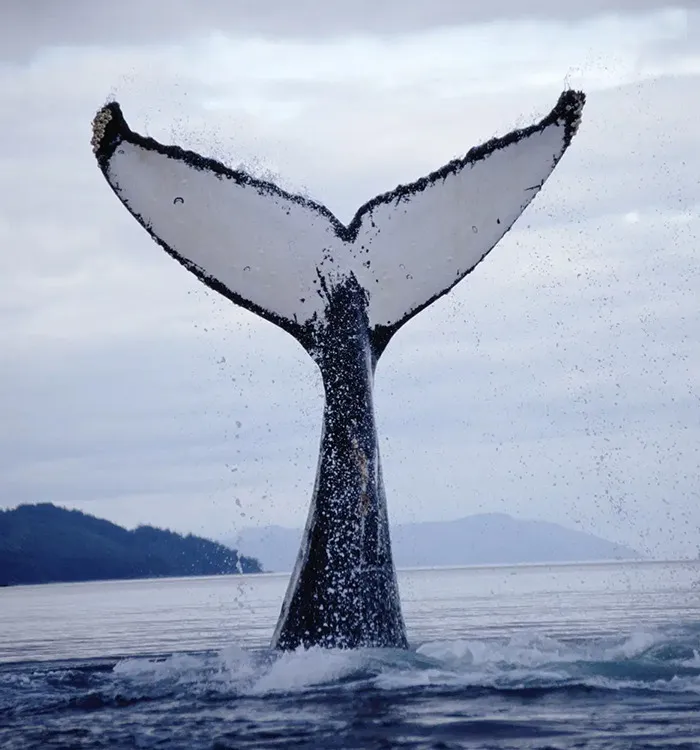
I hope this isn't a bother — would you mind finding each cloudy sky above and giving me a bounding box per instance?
[2,1,698,559]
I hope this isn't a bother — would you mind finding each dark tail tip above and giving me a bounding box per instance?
[552,89,586,143]
[91,101,128,164]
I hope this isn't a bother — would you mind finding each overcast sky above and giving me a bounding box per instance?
[2,1,698,559]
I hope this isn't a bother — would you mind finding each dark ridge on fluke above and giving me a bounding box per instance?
[0,503,262,586]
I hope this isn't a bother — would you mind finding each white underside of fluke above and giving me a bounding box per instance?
[98,92,584,336]
[109,142,340,324]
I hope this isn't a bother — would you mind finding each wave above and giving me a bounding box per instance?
[2,623,699,727]
[106,624,700,698]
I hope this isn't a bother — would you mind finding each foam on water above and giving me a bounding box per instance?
[104,625,700,700]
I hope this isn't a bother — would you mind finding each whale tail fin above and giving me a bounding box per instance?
[92,90,584,353]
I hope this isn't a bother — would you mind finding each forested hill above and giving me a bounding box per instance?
[0,503,262,586]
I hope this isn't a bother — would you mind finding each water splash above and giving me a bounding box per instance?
[102,625,700,699]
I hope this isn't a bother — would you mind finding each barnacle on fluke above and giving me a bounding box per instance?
[90,105,113,155]
[90,89,585,650]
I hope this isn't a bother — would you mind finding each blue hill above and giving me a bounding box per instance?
[0,503,262,585]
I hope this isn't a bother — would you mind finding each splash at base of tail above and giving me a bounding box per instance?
[91,90,585,650]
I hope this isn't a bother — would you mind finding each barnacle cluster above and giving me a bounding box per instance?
[91,106,112,154]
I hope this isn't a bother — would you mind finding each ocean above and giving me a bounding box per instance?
[1,560,699,749]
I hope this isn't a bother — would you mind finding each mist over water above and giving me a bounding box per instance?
[1,561,699,749]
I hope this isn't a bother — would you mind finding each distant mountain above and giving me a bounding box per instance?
[0,503,262,586]
[227,513,641,572]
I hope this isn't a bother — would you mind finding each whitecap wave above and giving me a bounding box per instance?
[108,625,700,698]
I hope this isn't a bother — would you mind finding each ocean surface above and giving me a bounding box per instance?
[1,560,699,749]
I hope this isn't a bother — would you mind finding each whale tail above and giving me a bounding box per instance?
[91,90,584,356]
[92,91,585,650]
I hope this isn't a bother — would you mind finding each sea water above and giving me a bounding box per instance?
[1,560,698,749]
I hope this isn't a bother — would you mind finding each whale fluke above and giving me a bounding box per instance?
[92,90,583,357]
[92,90,585,649]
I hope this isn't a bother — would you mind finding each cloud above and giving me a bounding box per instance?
[1,1,694,62]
